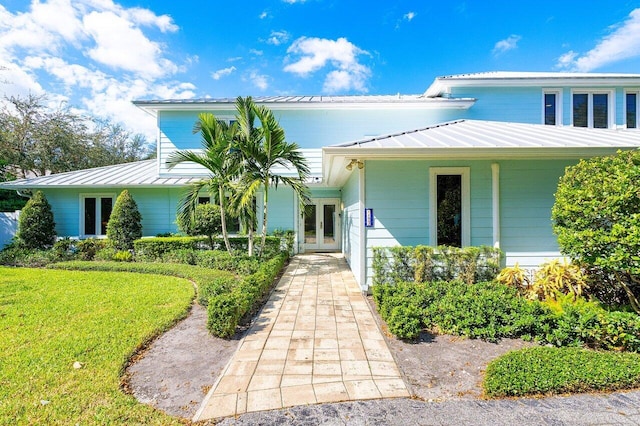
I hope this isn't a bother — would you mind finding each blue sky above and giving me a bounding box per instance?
[2,0,640,139]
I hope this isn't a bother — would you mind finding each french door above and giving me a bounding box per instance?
[302,198,340,251]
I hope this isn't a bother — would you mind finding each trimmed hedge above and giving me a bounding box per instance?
[373,245,502,286]
[133,236,283,261]
[207,253,287,338]
[484,346,640,397]
[373,280,551,341]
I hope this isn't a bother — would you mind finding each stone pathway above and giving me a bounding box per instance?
[193,254,409,422]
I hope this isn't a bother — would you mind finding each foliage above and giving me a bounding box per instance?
[496,262,531,291]
[176,202,222,248]
[552,149,640,312]
[373,280,552,341]
[207,253,287,337]
[0,267,191,424]
[373,245,502,286]
[0,94,152,179]
[272,229,296,256]
[133,235,282,261]
[15,190,56,249]
[106,189,142,251]
[483,346,640,398]
[529,259,589,301]
[75,238,109,260]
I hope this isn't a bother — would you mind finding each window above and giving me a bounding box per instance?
[81,194,114,236]
[572,91,613,128]
[626,91,639,128]
[429,168,470,247]
[542,90,561,125]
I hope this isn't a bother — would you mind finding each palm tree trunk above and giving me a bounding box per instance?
[218,186,233,254]
[259,182,269,257]
[248,225,254,256]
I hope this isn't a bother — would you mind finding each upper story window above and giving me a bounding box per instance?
[572,91,613,129]
[625,91,639,128]
[543,90,561,125]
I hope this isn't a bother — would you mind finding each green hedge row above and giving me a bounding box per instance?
[373,280,549,341]
[373,245,502,286]
[373,281,640,352]
[484,346,640,397]
[133,236,283,260]
[206,253,287,338]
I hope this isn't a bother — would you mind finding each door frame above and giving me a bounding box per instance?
[300,197,341,252]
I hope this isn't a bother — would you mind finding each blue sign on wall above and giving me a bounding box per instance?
[364,208,374,227]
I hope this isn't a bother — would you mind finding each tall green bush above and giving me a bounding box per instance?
[177,203,222,248]
[552,150,640,312]
[16,190,56,249]
[106,190,142,251]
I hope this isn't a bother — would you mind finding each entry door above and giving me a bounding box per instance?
[302,198,340,251]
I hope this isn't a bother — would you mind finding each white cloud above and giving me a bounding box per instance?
[283,0,306,3]
[492,34,521,56]
[0,0,192,141]
[211,66,236,80]
[404,12,416,21]
[247,71,269,90]
[266,30,290,46]
[556,8,640,71]
[259,11,268,19]
[284,36,371,93]
[250,49,264,56]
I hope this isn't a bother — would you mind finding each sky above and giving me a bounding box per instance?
[2,0,640,140]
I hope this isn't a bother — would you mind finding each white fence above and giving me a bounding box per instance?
[0,211,19,249]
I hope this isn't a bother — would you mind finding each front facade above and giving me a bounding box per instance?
[4,72,640,290]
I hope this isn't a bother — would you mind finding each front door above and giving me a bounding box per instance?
[302,198,340,251]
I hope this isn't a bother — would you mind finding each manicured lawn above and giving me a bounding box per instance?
[0,267,194,425]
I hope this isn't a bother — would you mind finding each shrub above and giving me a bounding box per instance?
[372,245,502,286]
[177,203,222,248]
[387,304,422,340]
[75,238,109,260]
[106,190,142,251]
[16,190,56,249]
[484,346,640,398]
[133,237,207,261]
[206,253,286,337]
[552,149,640,313]
[529,259,588,301]
[496,263,531,292]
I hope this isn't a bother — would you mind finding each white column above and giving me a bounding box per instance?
[491,163,500,249]
[358,165,366,291]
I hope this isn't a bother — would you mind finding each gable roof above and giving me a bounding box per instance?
[424,71,640,97]
[0,160,202,190]
[322,120,640,186]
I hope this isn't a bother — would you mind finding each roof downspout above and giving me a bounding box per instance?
[491,163,500,250]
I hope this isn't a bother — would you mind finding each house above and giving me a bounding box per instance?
[4,71,640,290]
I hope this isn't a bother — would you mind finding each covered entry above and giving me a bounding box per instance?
[301,198,340,251]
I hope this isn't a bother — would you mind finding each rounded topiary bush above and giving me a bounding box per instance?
[106,190,142,251]
[16,190,56,249]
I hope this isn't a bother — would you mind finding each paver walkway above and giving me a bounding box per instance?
[193,253,409,421]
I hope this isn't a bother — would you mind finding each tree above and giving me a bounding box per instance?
[16,190,56,249]
[234,96,310,256]
[167,114,239,254]
[552,149,640,313]
[177,203,222,248]
[0,95,153,179]
[106,190,142,251]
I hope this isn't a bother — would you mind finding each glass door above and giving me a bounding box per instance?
[302,198,340,251]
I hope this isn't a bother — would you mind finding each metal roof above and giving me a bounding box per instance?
[330,120,640,150]
[424,71,640,97]
[0,160,203,189]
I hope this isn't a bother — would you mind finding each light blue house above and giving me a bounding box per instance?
[4,72,640,290]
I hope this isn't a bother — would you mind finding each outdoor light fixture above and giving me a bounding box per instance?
[345,159,364,171]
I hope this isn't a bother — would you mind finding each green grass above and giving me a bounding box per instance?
[483,346,640,398]
[0,267,194,425]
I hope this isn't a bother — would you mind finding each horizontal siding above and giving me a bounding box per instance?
[450,87,541,124]
[341,170,361,286]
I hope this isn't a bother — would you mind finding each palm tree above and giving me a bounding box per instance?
[166,113,239,254]
[234,96,310,256]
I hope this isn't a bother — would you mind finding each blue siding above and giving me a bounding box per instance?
[341,170,361,286]
[450,87,542,124]
[265,186,295,232]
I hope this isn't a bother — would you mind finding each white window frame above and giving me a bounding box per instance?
[542,89,562,126]
[623,89,640,129]
[79,193,115,238]
[570,89,615,129]
[429,167,471,247]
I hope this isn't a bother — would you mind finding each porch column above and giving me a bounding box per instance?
[491,163,500,249]
[359,164,366,291]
